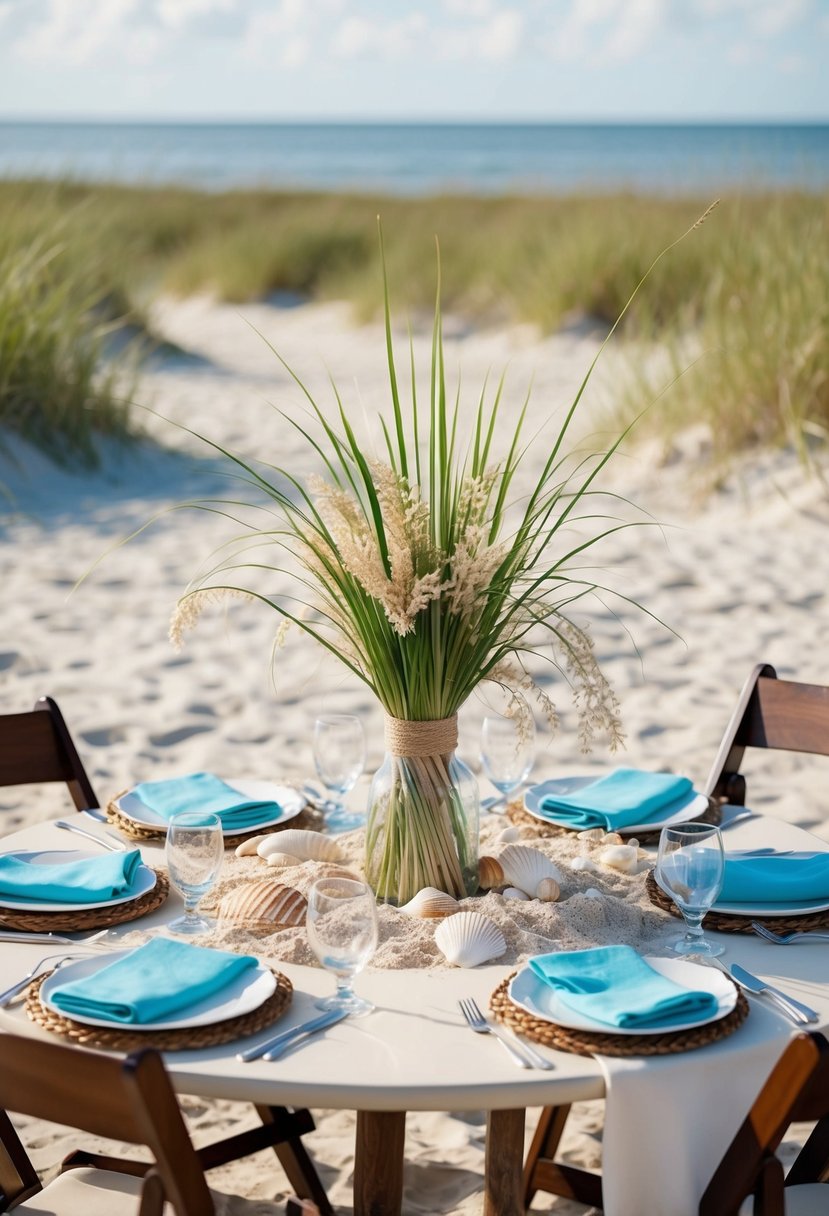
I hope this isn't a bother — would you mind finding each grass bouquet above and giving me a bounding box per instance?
[171,219,708,904]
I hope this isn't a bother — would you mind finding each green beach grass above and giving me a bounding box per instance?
[1,179,826,469]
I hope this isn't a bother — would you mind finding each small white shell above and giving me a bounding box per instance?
[569,856,598,873]
[400,887,460,919]
[257,829,343,863]
[577,828,605,843]
[535,877,561,902]
[499,845,563,898]
[503,886,530,901]
[604,831,624,845]
[497,826,522,844]
[234,834,270,858]
[435,912,507,968]
[597,844,640,874]
[478,856,505,890]
[265,852,302,869]
[585,887,604,900]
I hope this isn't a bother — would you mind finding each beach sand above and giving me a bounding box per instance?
[2,295,827,1213]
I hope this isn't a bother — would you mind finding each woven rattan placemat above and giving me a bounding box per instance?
[508,798,722,844]
[24,966,292,1052]
[645,867,829,935]
[106,794,322,849]
[490,972,749,1057]
[0,869,169,934]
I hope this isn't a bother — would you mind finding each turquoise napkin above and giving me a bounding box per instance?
[131,772,282,830]
[720,853,829,904]
[49,938,258,1024]
[528,945,719,1030]
[0,849,143,904]
[537,767,693,831]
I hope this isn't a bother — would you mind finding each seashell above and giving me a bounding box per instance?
[497,826,522,844]
[257,829,343,863]
[478,856,505,890]
[535,877,561,902]
[400,887,460,919]
[434,912,507,968]
[585,888,604,900]
[569,856,598,873]
[234,834,270,858]
[499,845,563,898]
[577,828,604,843]
[220,882,307,928]
[503,886,530,901]
[628,838,639,849]
[597,844,640,874]
[264,852,301,869]
[603,831,624,845]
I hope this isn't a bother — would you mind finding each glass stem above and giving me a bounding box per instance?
[682,911,705,942]
[183,894,200,923]
[335,976,354,1002]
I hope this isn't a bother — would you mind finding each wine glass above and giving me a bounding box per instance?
[656,823,725,957]
[306,877,378,1016]
[165,810,224,935]
[480,708,535,808]
[312,714,366,831]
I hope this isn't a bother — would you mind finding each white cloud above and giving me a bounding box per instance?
[14,0,146,67]
[476,9,524,59]
[332,12,427,59]
[597,0,665,61]
[156,0,237,32]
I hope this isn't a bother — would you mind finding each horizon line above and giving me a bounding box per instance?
[2,114,828,127]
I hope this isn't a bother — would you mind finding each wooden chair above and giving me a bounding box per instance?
[0,1034,329,1215]
[700,1031,829,1215]
[0,696,98,812]
[705,663,829,806]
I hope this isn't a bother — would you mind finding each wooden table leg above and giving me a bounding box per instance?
[484,1108,525,1216]
[354,1110,406,1216]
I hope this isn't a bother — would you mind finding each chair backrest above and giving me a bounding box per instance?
[0,1034,214,1215]
[699,1031,829,1216]
[0,695,98,811]
[705,663,829,804]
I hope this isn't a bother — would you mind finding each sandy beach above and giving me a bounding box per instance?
[2,294,827,1213]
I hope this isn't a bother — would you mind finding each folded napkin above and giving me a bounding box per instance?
[49,938,258,1024]
[536,767,693,831]
[528,944,719,1030]
[719,852,829,904]
[0,849,143,904]
[131,772,282,830]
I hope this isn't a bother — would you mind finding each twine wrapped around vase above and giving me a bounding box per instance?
[366,713,478,905]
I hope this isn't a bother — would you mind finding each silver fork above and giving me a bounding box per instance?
[751,921,829,945]
[54,820,126,851]
[0,951,91,1008]
[458,998,554,1070]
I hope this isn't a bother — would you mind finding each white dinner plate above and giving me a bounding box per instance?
[39,949,277,1031]
[523,777,709,835]
[713,894,829,916]
[508,955,737,1036]
[115,779,304,837]
[0,850,156,912]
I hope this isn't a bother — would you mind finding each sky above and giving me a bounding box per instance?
[0,0,826,122]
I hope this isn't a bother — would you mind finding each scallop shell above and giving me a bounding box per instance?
[499,845,563,898]
[234,834,270,858]
[264,852,301,869]
[257,829,343,863]
[434,912,507,968]
[219,882,307,927]
[535,877,561,902]
[503,886,530,901]
[400,887,460,919]
[478,856,505,890]
[597,844,640,874]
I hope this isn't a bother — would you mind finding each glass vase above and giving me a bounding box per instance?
[365,715,479,906]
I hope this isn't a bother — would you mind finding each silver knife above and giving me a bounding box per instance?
[237,1007,348,1062]
[730,963,820,1024]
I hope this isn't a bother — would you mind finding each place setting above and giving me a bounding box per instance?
[105,769,310,848]
[511,765,719,843]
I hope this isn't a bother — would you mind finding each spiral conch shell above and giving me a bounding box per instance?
[400,887,460,919]
[257,829,343,863]
[435,912,507,968]
[478,856,505,890]
[499,845,563,898]
[219,882,307,928]
[234,834,270,858]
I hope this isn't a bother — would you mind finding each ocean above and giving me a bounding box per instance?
[0,121,827,195]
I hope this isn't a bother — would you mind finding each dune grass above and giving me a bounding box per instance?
[0,179,826,467]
